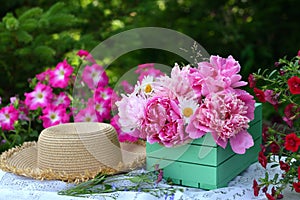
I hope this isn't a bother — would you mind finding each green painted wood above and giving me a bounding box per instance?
[146,103,262,190]
[146,136,261,190]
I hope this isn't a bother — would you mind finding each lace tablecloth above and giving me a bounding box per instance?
[0,162,299,200]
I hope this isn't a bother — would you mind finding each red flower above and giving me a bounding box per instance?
[253,179,260,196]
[253,88,266,102]
[297,50,300,57]
[248,74,256,88]
[284,133,300,152]
[298,166,300,180]
[262,126,269,142]
[287,76,300,94]
[277,194,284,199]
[279,161,290,172]
[293,182,300,193]
[258,151,267,168]
[265,193,275,200]
[270,142,280,154]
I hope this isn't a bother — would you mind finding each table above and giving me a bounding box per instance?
[0,162,298,200]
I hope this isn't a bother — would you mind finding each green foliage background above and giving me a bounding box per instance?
[0,0,299,103]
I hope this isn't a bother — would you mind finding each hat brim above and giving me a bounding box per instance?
[0,141,146,183]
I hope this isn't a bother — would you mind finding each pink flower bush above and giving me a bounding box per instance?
[0,50,118,151]
[116,55,255,153]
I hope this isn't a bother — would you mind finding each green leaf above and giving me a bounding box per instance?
[20,19,38,32]
[46,2,66,15]
[16,30,33,43]
[273,173,279,182]
[48,14,77,27]
[34,45,56,61]
[129,176,143,183]
[18,7,43,22]
[15,47,32,56]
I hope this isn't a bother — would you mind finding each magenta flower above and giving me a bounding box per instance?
[0,105,19,131]
[40,105,70,128]
[135,63,164,82]
[94,87,114,103]
[52,92,71,108]
[264,89,279,106]
[18,100,29,121]
[49,60,73,88]
[92,97,111,121]
[186,91,254,154]
[36,69,51,82]
[74,104,98,122]
[110,115,139,142]
[120,80,134,94]
[24,83,53,110]
[82,64,109,89]
[77,49,96,63]
[142,96,187,147]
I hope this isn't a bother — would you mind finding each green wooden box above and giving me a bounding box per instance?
[146,103,262,190]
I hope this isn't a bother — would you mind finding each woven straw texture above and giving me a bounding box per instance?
[0,122,145,183]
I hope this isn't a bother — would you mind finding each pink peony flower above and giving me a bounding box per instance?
[24,83,53,110]
[115,94,146,138]
[142,96,187,147]
[0,105,19,131]
[49,60,73,88]
[82,64,109,89]
[156,64,196,100]
[74,104,98,122]
[194,55,247,96]
[40,105,70,128]
[186,91,254,154]
[52,92,71,108]
[110,115,139,142]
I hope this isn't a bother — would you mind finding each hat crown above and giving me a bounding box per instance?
[37,122,122,174]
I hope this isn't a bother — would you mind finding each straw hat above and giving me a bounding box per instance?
[0,122,145,183]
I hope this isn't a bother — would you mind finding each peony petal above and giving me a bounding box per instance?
[186,120,207,139]
[211,132,228,148]
[230,130,254,154]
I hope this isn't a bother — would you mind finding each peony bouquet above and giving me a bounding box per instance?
[116,55,256,154]
[250,51,300,199]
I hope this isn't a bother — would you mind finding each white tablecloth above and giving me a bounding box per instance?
[0,162,299,200]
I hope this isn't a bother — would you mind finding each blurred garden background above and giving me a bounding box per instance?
[1,0,299,104]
